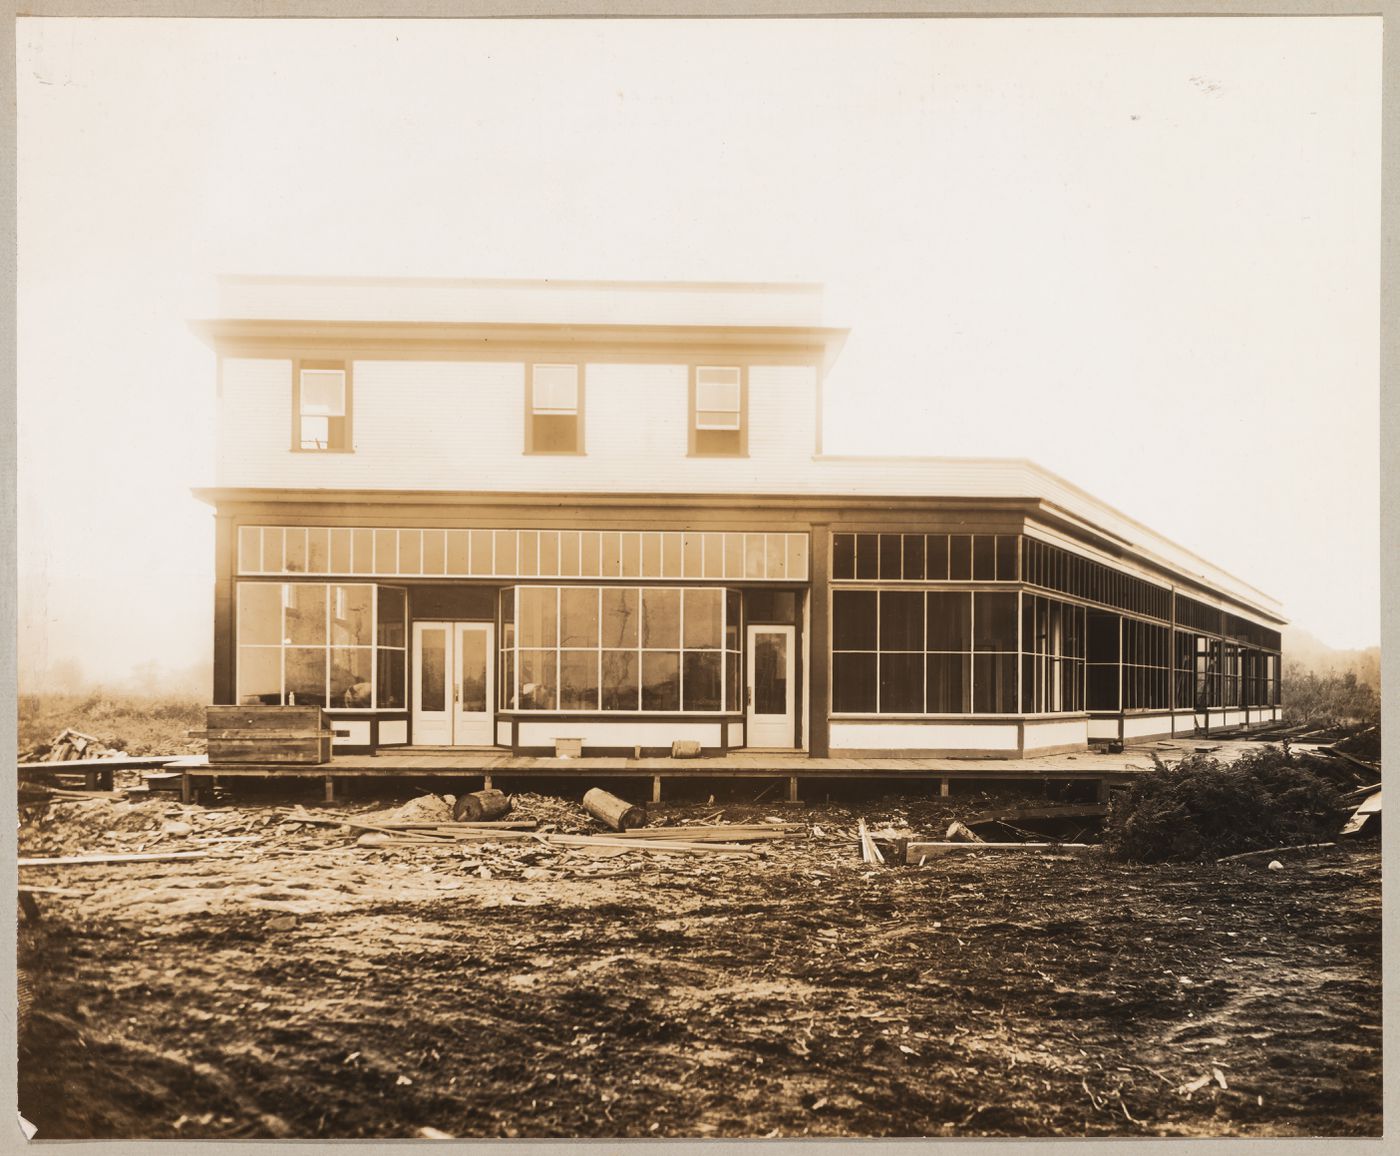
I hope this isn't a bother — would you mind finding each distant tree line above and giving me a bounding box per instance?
[1281,661,1380,728]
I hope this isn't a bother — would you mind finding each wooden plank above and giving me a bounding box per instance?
[905,842,1093,864]
[19,851,210,868]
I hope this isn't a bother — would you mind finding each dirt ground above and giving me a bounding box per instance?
[17,787,1382,1140]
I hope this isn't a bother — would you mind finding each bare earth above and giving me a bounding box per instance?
[17,791,1382,1140]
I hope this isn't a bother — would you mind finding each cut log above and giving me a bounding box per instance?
[453,789,512,822]
[583,787,645,831]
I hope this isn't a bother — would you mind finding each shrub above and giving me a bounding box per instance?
[1103,748,1344,863]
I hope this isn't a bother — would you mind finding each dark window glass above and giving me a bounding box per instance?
[745,590,797,624]
[879,590,924,651]
[879,653,924,713]
[641,651,680,711]
[377,647,405,709]
[726,650,741,712]
[378,586,406,647]
[683,588,723,649]
[559,651,599,711]
[1088,663,1119,711]
[974,592,1018,652]
[926,653,970,713]
[925,535,949,580]
[601,588,639,648]
[519,650,558,710]
[879,534,902,580]
[600,651,639,711]
[559,587,600,648]
[285,648,327,707]
[855,533,878,580]
[972,535,994,581]
[832,652,878,712]
[832,590,878,651]
[1087,610,1119,662]
[530,413,579,453]
[832,534,855,580]
[641,588,681,648]
[949,535,972,580]
[902,534,925,581]
[973,653,1017,713]
[996,535,1018,581]
[926,592,971,651]
[683,651,723,712]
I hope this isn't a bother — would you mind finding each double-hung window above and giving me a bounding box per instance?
[690,366,746,456]
[295,362,351,452]
[528,364,583,453]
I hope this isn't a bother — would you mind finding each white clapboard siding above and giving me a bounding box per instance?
[216,356,1279,619]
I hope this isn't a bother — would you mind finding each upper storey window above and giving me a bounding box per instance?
[294,362,351,452]
[690,366,746,456]
[528,364,583,453]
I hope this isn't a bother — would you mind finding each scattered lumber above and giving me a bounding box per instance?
[607,828,796,844]
[453,789,512,822]
[857,818,885,865]
[371,820,537,831]
[18,784,127,802]
[1217,842,1338,863]
[18,851,210,868]
[1318,747,1381,777]
[583,787,645,831]
[905,842,1093,865]
[544,833,753,856]
[1340,792,1382,837]
[963,803,1108,828]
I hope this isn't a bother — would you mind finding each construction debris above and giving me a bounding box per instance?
[1340,791,1382,837]
[583,787,646,831]
[906,842,1093,865]
[33,728,120,763]
[857,818,885,865]
[1216,842,1338,863]
[18,850,210,868]
[944,820,985,844]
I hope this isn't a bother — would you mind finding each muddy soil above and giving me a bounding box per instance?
[17,791,1382,1139]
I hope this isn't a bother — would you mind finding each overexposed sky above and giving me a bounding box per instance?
[17,16,1382,686]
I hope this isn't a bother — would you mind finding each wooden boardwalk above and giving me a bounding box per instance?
[164,738,1270,804]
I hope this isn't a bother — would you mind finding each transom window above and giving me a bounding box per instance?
[690,366,746,456]
[295,363,350,452]
[528,364,582,453]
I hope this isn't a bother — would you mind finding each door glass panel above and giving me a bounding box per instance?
[459,630,487,713]
[754,632,787,715]
[420,629,446,711]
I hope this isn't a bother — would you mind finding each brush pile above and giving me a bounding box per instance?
[1103,747,1344,863]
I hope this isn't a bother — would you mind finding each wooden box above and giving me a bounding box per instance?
[203,705,334,765]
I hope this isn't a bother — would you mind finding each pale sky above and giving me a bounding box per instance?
[16,16,1382,688]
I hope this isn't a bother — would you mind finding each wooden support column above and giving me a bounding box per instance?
[1095,777,1110,804]
[787,775,799,803]
[808,520,831,758]
[939,778,951,798]
[181,773,192,805]
[212,511,237,706]
[324,774,335,803]
[651,775,662,804]
[483,774,493,791]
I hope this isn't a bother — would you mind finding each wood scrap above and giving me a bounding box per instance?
[583,787,645,831]
[543,833,753,856]
[945,821,985,844]
[18,851,210,868]
[1341,792,1381,837]
[906,842,1093,865]
[1216,842,1338,863]
[857,818,885,865]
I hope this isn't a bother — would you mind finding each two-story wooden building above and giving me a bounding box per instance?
[193,275,1283,759]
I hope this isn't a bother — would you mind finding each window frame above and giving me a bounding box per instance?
[525,363,586,455]
[688,365,748,457]
[292,359,353,453]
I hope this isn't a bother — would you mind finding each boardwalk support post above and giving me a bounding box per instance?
[652,775,662,804]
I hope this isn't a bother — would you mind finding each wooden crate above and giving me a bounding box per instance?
[203,705,334,765]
